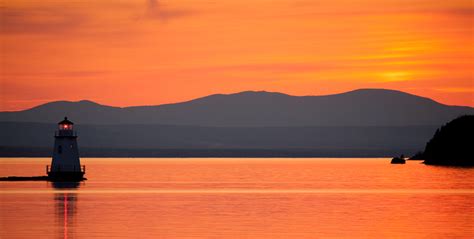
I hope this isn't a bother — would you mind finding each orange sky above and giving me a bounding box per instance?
[1,0,473,111]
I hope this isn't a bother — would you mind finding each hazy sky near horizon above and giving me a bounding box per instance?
[1,0,473,110]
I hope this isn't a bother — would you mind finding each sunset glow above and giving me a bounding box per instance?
[1,0,473,110]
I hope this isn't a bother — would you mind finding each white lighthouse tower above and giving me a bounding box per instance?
[47,117,85,181]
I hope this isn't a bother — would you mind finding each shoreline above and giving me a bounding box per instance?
[0,176,49,181]
[0,147,416,158]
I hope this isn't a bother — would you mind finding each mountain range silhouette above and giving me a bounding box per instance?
[2,89,473,127]
[1,89,473,157]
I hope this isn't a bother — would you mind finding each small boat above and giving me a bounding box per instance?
[391,155,406,164]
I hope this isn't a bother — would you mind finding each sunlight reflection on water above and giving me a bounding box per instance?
[1,158,473,238]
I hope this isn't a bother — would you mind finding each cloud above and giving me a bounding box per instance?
[204,63,328,73]
[283,1,474,18]
[2,70,108,79]
[0,6,86,35]
[434,87,474,93]
[143,0,194,22]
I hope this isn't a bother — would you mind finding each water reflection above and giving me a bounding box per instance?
[0,159,472,238]
[52,182,81,239]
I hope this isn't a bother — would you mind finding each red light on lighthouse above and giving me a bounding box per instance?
[58,117,74,131]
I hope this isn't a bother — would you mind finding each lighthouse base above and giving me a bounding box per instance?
[47,172,86,182]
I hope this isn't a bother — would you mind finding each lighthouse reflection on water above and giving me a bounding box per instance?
[52,182,81,239]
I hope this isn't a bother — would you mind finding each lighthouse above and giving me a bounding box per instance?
[47,117,85,181]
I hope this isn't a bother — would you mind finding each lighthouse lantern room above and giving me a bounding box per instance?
[47,117,85,181]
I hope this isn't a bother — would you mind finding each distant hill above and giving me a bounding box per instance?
[1,89,473,157]
[1,89,473,127]
[418,115,474,166]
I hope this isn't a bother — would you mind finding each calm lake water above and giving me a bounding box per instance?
[0,158,473,238]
